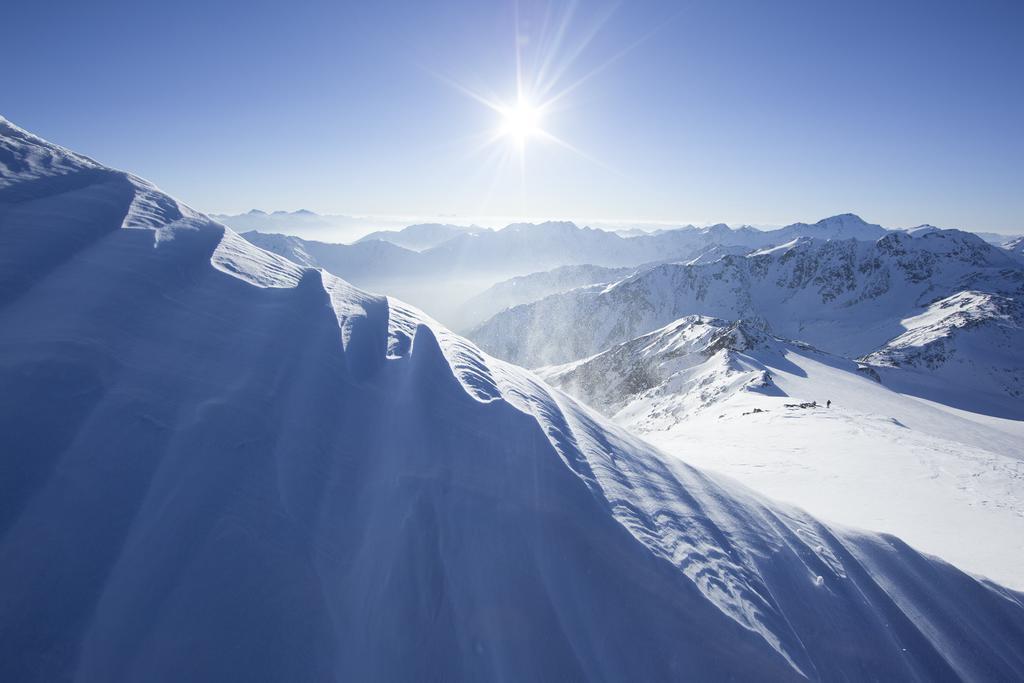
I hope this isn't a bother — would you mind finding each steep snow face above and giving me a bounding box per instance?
[541,314,1024,588]
[471,230,1024,368]
[4,116,1024,681]
[862,291,1024,416]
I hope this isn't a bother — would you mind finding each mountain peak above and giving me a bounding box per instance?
[817,212,867,225]
[502,220,581,233]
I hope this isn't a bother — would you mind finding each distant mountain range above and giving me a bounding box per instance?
[458,264,637,327]
[243,213,907,327]
[356,223,489,250]
[217,207,1020,248]
[210,209,411,242]
[470,228,1024,366]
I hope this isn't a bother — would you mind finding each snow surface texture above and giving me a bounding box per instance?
[3,116,1024,681]
[540,316,1024,588]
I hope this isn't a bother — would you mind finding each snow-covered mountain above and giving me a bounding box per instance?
[540,316,796,423]
[539,315,1024,588]
[768,212,888,243]
[972,231,1023,247]
[245,214,899,327]
[5,117,1024,680]
[243,230,421,281]
[472,230,1024,368]
[356,222,489,251]
[1004,235,1024,264]
[862,291,1024,415]
[455,264,635,330]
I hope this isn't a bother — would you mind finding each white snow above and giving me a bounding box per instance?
[472,228,1024,368]
[3,114,1024,681]
[542,316,1024,588]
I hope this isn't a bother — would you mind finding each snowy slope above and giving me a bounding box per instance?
[539,316,802,425]
[862,291,1024,416]
[4,116,1024,681]
[471,230,1024,369]
[540,315,1024,588]
[1004,235,1024,264]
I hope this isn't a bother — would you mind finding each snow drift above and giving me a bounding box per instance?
[2,116,1024,681]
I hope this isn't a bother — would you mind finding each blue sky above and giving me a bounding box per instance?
[4,0,1022,232]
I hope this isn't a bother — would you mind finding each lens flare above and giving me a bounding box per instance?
[498,100,543,142]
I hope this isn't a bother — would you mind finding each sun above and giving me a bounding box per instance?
[498,99,544,143]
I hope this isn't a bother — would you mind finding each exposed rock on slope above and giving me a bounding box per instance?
[471,231,1024,368]
[540,316,790,426]
[862,291,1024,413]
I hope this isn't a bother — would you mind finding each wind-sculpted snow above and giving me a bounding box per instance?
[3,116,1024,681]
[471,230,1024,369]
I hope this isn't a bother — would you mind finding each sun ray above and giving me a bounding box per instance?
[533,2,622,102]
[426,1,677,214]
[534,129,624,177]
[420,66,506,114]
[541,8,684,111]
